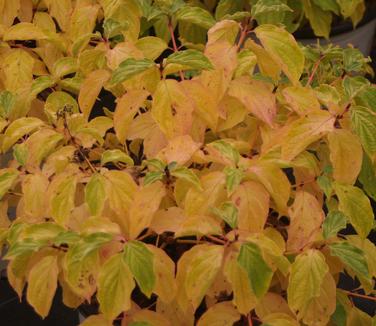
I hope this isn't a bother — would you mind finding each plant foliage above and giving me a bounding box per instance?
[0,1,375,325]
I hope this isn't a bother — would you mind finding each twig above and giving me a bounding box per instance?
[306,55,324,86]
[205,234,227,245]
[237,18,251,51]
[167,19,185,80]
[247,313,253,326]
[343,290,376,302]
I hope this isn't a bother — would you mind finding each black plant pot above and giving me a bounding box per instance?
[294,4,376,56]
[0,278,79,326]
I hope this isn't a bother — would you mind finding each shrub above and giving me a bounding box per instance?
[0,1,375,325]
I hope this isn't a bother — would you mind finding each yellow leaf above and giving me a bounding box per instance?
[49,174,77,226]
[79,69,111,119]
[184,171,226,216]
[24,128,64,171]
[113,89,149,144]
[151,79,194,139]
[327,129,363,185]
[135,36,168,60]
[146,245,177,303]
[2,117,44,153]
[197,301,241,326]
[299,273,336,325]
[245,39,281,82]
[287,249,329,321]
[254,24,304,84]
[179,244,224,310]
[156,298,194,326]
[334,183,374,239]
[281,111,335,161]
[128,181,166,239]
[129,309,172,326]
[2,49,34,93]
[150,207,185,234]
[104,170,137,234]
[287,191,324,252]
[1,0,20,27]
[181,79,219,130]
[157,135,201,165]
[281,86,320,116]
[302,0,332,39]
[229,77,276,126]
[224,251,257,315]
[105,41,143,71]
[26,255,59,318]
[255,292,295,319]
[175,214,222,238]
[79,314,112,326]
[45,0,72,31]
[248,162,291,214]
[97,253,135,321]
[68,4,99,40]
[3,22,47,40]
[22,173,49,222]
[207,20,240,46]
[231,181,270,233]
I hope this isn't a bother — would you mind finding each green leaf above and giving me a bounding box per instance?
[254,24,304,84]
[343,48,366,72]
[329,242,370,279]
[144,158,166,171]
[85,174,107,216]
[351,106,376,155]
[123,241,155,298]
[331,301,347,326]
[224,167,243,195]
[101,149,134,166]
[237,242,273,298]
[165,49,213,71]
[45,91,79,122]
[31,76,55,98]
[13,143,28,166]
[343,76,369,100]
[97,253,135,321]
[356,86,376,112]
[317,175,333,198]
[209,140,240,165]
[302,0,332,39]
[64,233,112,298]
[215,0,243,20]
[2,117,45,152]
[287,249,329,318]
[0,90,16,118]
[252,0,293,26]
[358,153,376,201]
[144,171,164,186]
[52,57,78,79]
[110,58,155,85]
[170,166,202,190]
[211,201,238,229]
[323,211,347,239]
[312,0,340,13]
[334,182,374,238]
[103,18,129,39]
[176,6,216,29]
[336,0,363,17]
[0,169,19,200]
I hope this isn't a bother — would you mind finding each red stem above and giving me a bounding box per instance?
[167,19,185,80]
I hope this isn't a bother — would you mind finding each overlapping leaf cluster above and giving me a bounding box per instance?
[0,1,375,325]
